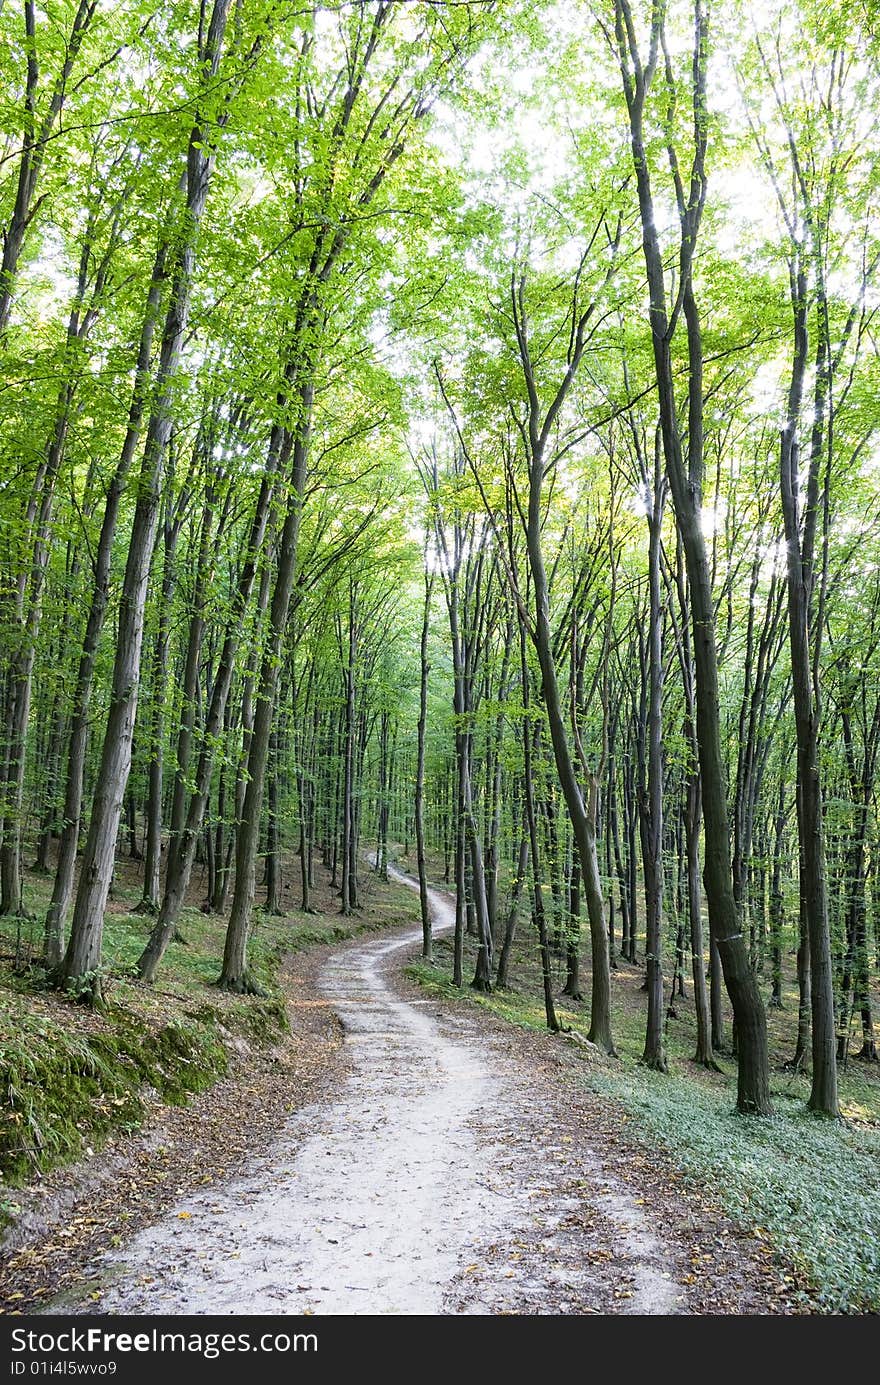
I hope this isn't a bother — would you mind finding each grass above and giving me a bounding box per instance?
[0,995,231,1187]
[405,918,880,1314]
[591,1060,880,1313]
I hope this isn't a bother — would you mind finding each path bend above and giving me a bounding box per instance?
[88,871,684,1315]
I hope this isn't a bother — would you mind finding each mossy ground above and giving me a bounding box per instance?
[399,846,880,1313]
[0,851,417,1225]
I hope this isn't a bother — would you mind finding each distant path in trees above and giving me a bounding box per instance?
[79,869,686,1315]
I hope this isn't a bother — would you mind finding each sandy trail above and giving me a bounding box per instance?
[87,871,684,1316]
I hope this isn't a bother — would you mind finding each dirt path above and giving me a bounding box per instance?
[77,873,687,1316]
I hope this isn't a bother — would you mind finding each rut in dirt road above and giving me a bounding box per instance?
[83,871,685,1315]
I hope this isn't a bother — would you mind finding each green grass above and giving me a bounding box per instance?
[406,957,585,1033]
[407,934,880,1314]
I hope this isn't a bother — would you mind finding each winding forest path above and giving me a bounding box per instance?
[87,870,687,1316]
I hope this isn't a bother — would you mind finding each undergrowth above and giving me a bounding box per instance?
[591,1065,880,1313]
[407,950,880,1314]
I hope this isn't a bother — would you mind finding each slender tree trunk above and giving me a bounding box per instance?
[769,778,787,1008]
[169,489,219,847]
[264,723,283,915]
[0,368,79,914]
[562,858,582,999]
[453,761,465,988]
[415,572,433,960]
[496,831,528,989]
[43,241,170,966]
[779,269,838,1114]
[524,459,614,1052]
[218,379,314,992]
[790,908,812,1072]
[466,748,493,991]
[136,463,277,979]
[293,676,315,914]
[639,489,667,1071]
[138,514,182,913]
[608,768,629,962]
[520,637,558,1033]
[340,613,357,917]
[375,710,389,881]
[34,684,65,873]
[686,769,716,1067]
[604,778,618,972]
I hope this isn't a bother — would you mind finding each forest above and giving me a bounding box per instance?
[0,0,879,1320]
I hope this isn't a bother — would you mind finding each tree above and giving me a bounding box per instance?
[60,0,241,998]
[609,0,771,1112]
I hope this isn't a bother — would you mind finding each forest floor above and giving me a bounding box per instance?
[0,857,417,1311]
[0,866,800,1316]
[396,853,880,1313]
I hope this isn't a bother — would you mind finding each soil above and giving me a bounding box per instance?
[0,871,796,1316]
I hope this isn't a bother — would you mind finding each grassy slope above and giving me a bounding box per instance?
[0,855,417,1221]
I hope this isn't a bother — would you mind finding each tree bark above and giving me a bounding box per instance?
[415,572,433,960]
[779,263,839,1114]
[138,507,185,913]
[520,634,559,1033]
[135,460,278,979]
[496,831,528,989]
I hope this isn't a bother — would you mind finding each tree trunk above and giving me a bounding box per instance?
[608,765,630,964]
[769,778,787,1008]
[779,267,838,1114]
[496,831,528,989]
[34,684,64,873]
[562,858,583,999]
[138,513,182,913]
[615,0,771,1108]
[375,710,390,882]
[218,378,314,992]
[790,909,811,1072]
[415,572,433,960]
[44,241,170,965]
[340,613,357,917]
[524,455,614,1052]
[686,769,716,1067]
[520,643,559,1033]
[135,464,277,980]
[264,724,283,915]
[639,489,667,1072]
